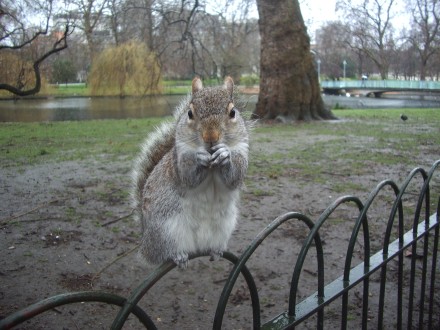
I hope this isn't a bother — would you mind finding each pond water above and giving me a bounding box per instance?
[0,95,186,122]
[0,94,438,122]
[324,94,440,109]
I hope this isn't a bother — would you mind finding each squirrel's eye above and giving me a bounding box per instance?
[188,109,194,119]
[229,108,236,119]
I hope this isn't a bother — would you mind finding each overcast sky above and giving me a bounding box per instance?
[206,0,410,38]
[300,0,410,40]
[301,0,339,31]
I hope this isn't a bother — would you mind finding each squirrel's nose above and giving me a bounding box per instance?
[202,130,220,144]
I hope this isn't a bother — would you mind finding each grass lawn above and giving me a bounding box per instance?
[49,83,90,97]
[1,109,439,181]
[0,118,164,166]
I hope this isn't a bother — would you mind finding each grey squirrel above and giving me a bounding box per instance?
[131,76,249,268]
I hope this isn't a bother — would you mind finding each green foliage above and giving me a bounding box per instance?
[240,74,260,87]
[51,59,77,84]
[89,42,162,97]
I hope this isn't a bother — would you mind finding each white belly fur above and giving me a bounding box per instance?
[165,171,238,254]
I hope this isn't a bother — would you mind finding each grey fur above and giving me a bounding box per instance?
[131,78,249,268]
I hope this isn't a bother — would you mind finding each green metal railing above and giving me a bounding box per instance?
[321,79,440,91]
[1,160,439,329]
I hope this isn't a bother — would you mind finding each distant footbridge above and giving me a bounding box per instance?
[321,80,440,98]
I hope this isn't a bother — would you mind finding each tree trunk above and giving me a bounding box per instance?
[254,0,335,121]
[420,50,428,81]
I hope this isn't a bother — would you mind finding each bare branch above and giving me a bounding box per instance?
[0,0,53,50]
[0,25,70,96]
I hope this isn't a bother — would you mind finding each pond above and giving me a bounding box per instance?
[0,95,188,122]
[0,93,438,122]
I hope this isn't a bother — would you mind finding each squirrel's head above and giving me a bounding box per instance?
[184,76,244,148]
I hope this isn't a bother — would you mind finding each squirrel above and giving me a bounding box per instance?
[131,76,249,268]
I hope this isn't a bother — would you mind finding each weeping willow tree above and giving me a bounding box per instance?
[89,42,162,97]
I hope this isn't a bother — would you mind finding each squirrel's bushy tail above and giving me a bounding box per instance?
[131,95,190,224]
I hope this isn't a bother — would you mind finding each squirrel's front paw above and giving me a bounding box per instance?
[196,150,211,167]
[210,144,230,166]
[173,252,189,269]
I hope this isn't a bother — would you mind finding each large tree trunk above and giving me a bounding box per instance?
[254,0,335,121]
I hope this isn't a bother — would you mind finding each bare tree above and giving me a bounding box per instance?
[394,42,419,79]
[118,0,258,80]
[337,0,397,79]
[142,0,202,77]
[406,0,440,80]
[112,0,156,49]
[0,0,70,96]
[253,0,334,121]
[427,44,440,78]
[65,0,259,80]
[107,0,123,45]
[202,0,259,79]
[67,0,110,61]
[316,21,379,79]
[316,21,353,79]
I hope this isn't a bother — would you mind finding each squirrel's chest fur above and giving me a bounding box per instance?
[142,148,240,256]
[184,170,239,226]
[168,170,239,253]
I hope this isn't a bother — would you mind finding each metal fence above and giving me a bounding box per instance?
[1,160,439,329]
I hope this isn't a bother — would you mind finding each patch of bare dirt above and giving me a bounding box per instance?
[0,125,439,329]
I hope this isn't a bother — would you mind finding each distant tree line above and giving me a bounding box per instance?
[317,0,440,81]
[1,0,261,95]
[1,0,439,97]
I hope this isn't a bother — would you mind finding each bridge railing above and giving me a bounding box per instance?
[0,160,439,329]
[321,79,440,90]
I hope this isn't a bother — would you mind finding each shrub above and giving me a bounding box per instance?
[89,42,162,97]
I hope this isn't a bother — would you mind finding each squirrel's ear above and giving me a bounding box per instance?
[192,77,203,94]
[224,76,234,98]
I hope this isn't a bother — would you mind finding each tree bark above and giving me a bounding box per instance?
[254,0,335,121]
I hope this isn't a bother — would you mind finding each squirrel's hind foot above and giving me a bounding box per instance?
[171,250,224,268]
[209,250,223,262]
[173,252,189,269]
